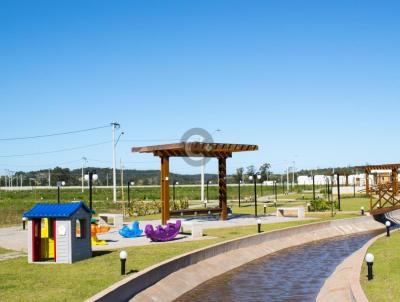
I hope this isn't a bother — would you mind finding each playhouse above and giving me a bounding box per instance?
[23,201,92,264]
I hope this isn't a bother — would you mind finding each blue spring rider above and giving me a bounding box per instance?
[119,221,143,238]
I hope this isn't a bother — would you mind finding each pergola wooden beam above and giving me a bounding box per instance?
[132,142,258,224]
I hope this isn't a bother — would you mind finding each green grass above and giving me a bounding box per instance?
[0,247,13,255]
[360,231,400,302]
[0,218,334,302]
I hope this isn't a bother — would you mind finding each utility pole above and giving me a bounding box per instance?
[81,157,87,193]
[111,122,121,202]
[48,169,51,187]
[201,158,205,203]
[120,159,124,201]
[292,161,295,189]
[286,164,289,192]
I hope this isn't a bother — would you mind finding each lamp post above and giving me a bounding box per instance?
[264,204,267,215]
[22,217,27,230]
[249,174,260,217]
[361,206,365,216]
[386,221,391,237]
[257,218,261,233]
[173,181,179,202]
[120,250,127,275]
[337,174,341,211]
[274,181,278,203]
[365,253,374,281]
[238,179,242,208]
[56,181,66,204]
[84,170,98,210]
[127,181,134,209]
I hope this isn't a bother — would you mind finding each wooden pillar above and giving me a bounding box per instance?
[365,169,370,195]
[218,157,227,220]
[392,168,398,195]
[160,156,170,225]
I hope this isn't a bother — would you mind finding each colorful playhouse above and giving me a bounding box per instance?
[23,201,92,264]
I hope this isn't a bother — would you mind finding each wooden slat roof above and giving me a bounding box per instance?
[132,142,258,158]
[355,163,400,171]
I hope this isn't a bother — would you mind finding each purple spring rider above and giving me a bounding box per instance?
[145,220,181,242]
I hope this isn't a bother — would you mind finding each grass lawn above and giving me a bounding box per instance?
[360,231,400,302]
[0,247,13,255]
[0,215,354,302]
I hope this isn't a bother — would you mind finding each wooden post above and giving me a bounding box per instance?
[218,157,227,220]
[392,168,398,196]
[365,169,370,195]
[160,156,170,225]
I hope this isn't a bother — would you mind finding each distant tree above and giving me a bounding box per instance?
[233,167,244,182]
[259,163,271,181]
[246,165,256,176]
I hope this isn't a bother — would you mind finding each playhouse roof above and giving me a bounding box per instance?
[23,201,93,219]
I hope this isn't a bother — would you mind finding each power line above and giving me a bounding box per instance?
[0,124,110,141]
[0,141,111,158]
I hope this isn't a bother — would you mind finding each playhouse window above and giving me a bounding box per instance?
[75,219,86,239]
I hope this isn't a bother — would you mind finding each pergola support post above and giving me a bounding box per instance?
[160,156,170,225]
[392,168,398,196]
[218,157,228,220]
[365,169,370,195]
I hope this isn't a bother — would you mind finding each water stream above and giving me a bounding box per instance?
[175,231,381,302]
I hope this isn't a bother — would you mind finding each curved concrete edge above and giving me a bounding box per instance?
[86,216,383,302]
[316,230,393,302]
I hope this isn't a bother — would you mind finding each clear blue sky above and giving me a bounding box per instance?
[1,0,399,175]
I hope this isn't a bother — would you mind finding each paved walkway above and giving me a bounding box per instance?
[0,215,309,253]
[0,251,25,261]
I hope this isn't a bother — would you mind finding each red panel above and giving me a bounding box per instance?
[32,219,41,262]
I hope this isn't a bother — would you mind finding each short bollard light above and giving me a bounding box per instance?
[257,218,262,233]
[120,250,127,275]
[365,253,374,281]
[22,217,27,230]
[361,206,365,216]
[263,204,267,215]
[386,221,391,237]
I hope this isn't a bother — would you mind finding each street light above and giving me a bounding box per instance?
[238,179,242,208]
[249,173,260,217]
[127,181,134,209]
[386,221,391,237]
[173,181,179,202]
[85,170,98,210]
[365,253,374,281]
[56,181,66,204]
[119,250,127,275]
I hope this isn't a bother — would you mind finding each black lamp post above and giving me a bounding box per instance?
[173,181,179,202]
[337,174,341,211]
[238,179,242,208]
[312,175,316,200]
[365,253,374,281]
[56,181,65,204]
[85,170,98,210]
[386,221,391,237]
[120,251,127,275]
[249,174,261,217]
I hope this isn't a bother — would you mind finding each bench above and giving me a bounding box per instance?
[276,207,305,218]
[169,208,221,217]
[98,213,124,229]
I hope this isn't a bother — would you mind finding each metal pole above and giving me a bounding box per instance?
[201,158,205,203]
[312,175,315,200]
[112,122,119,202]
[127,182,130,208]
[57,186,60,204]
[89,172,93,210]
[238,180,241,208]
[207,181,209,203]
[337,174,341,211]
[286,165,289,191]
[254,176,258,217]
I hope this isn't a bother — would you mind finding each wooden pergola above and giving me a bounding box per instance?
[132,142,258,224]
[355,163,400,195]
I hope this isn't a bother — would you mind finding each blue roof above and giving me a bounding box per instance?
[23,201,93,218]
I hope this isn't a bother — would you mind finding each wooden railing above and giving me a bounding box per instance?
[370,182,400,215]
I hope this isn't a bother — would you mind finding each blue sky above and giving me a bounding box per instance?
[1,0,400,175]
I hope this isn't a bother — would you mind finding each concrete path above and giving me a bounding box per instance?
[0,251,25,261]
[0,226,27,252]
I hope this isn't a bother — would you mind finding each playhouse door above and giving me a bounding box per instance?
[32,219,41,261]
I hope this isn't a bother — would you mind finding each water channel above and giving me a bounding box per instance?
[176,230,382,302]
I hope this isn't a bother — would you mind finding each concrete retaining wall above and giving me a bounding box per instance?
[87,216,383,302]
